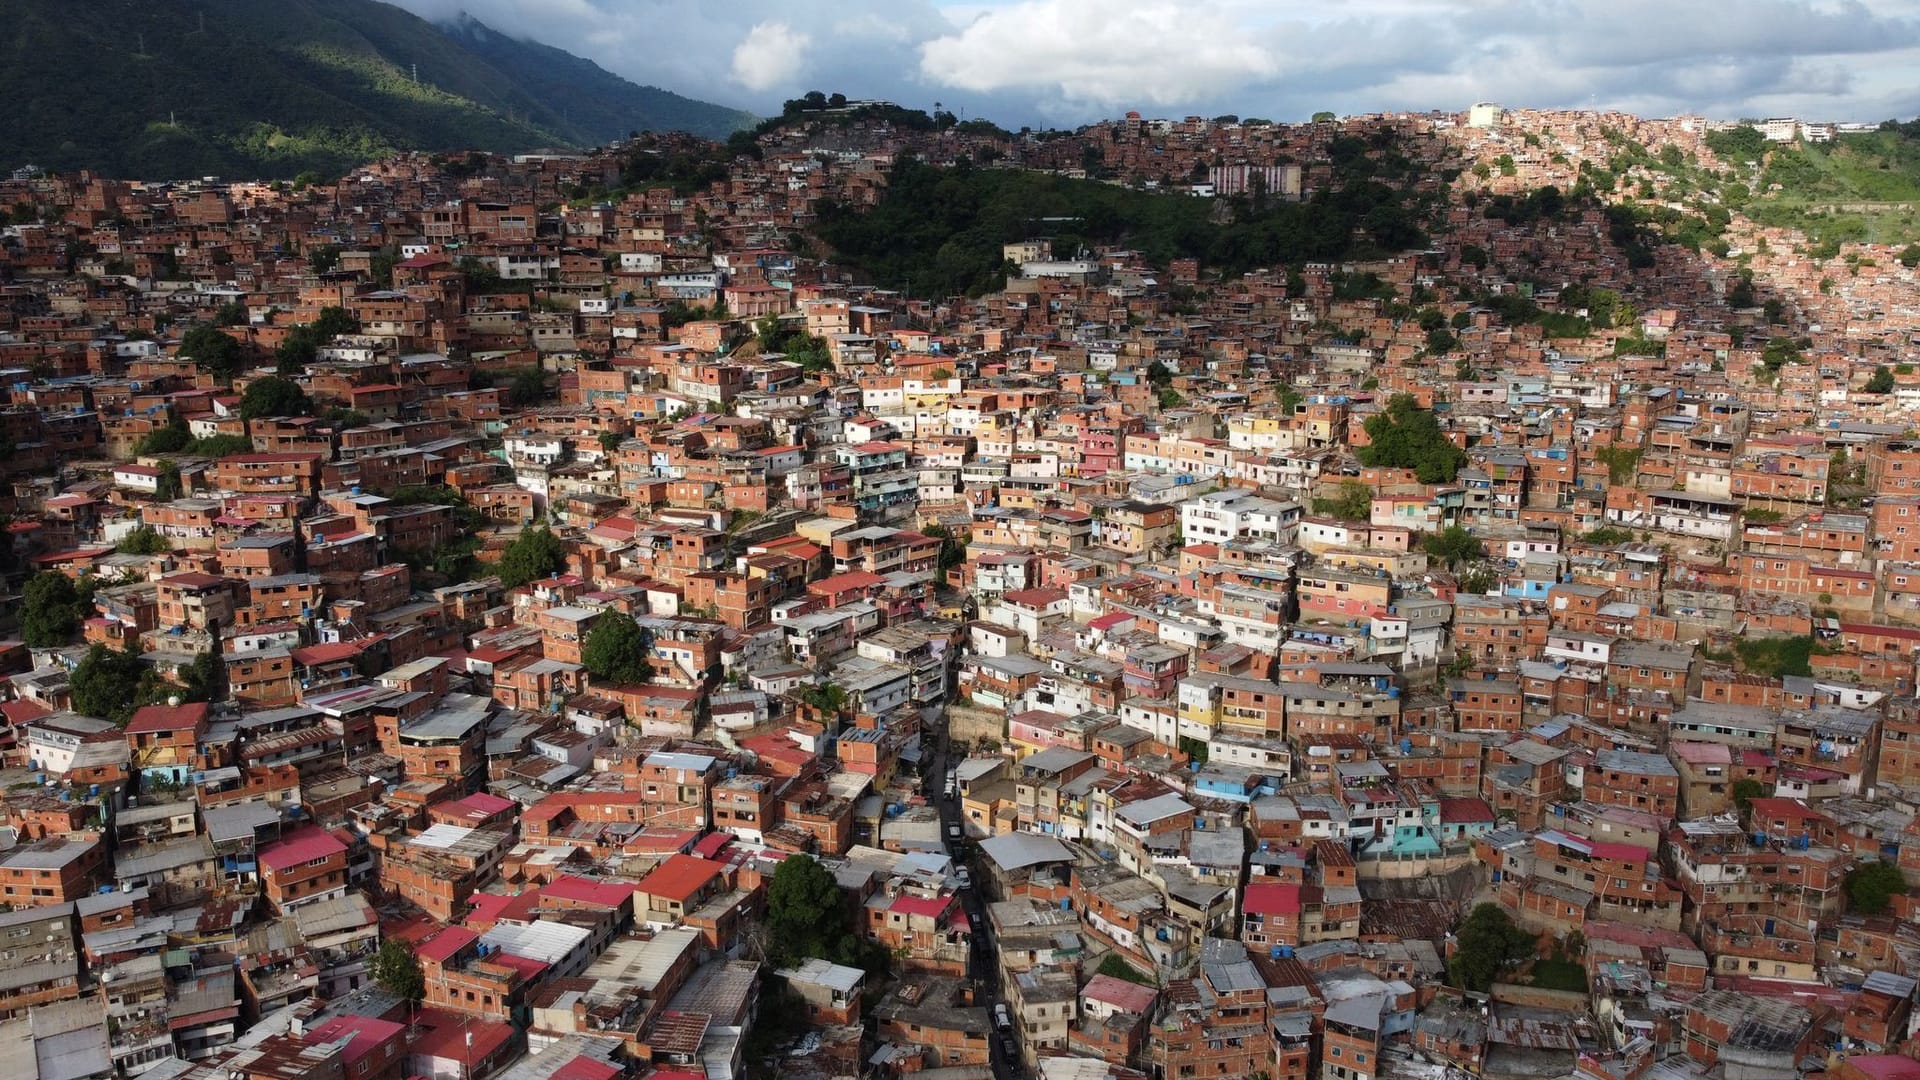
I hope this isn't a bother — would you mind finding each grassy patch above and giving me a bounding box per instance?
[1096,953,1156,986]
[1528,957,1588,993]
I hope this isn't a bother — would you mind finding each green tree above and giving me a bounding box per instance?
[179,325,245,382]
[581,611,655,687]
[1457,564,1499,595]
[924,523,969,573]
[177,651,222,703]
[238,376,312,420]
[1158,388,1186,409]
[764,854,848,967]
[1311,111,1337,123]
[1900,244,1920,268]
[496,525,567,589]
[134,423,191,455]
[1312,479,1374,522]
[312,306,358,339]
[154,463,182,501]
[213,302,248,327]
[1731,778,1768,815]
[508,367,550,407]
[1867,366,1896,394]
[192,434,255,458]
[21,572,85,647]
[1424,525,1481,567]
[1359,394,1468,482]
[117,526,170,555]
[370,939,424,1002]
[1845,861,1908,915]
[275,326,320,374]
[1449,902,1535,991]
[70,644,147,724]
[797,682,850,718]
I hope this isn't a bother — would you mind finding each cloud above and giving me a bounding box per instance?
[731,21,813,92]
[919,0,1279,108]
[389,0,1920,127]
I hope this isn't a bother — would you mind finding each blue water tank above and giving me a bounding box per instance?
[1754,832,1769,846]
[1271,945,1283,960]
[1399,738,1413,755]
[1059,896,1072,911]
[89,784,99,798]
[1157,927,1170,942]
[1278,944,1294,959]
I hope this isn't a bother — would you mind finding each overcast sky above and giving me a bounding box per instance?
[393,0,1920,128]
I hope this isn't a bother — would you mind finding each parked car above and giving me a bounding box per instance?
[947,822,962,840]
[993,1003,1012,1030]
[955,866,972,889]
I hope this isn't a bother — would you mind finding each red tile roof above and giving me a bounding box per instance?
[257,825,346,873]
[1436,797,1496,823]
[889,894,951,920]
[543,875,637,909]
[691,832,733,859]
[1243,882,1301,916]
[123,701,209,735]
[551,1058,623,1080]
[304,1016,405,1064]
[1082,973,1158,1015]
[636,854,726,904]
[414,926,478,965]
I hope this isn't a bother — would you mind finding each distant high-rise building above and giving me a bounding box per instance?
[1467,102,1504,128]
[1209,164,1302,200]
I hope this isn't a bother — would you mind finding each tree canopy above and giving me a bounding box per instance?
[370,939,424,1002]
[179,325,245,382]
[134,423,192,455]
[238,376,313,420]
[814,152,1429,299]
[1311,479,1373,522]
[1449,902,1535,991]
[496,525,567,589]
[765,853,854,968]
[117,526,171,555]
[1359,394,1468,483]
[21,571,89,647]
[581,611,654,687]
[70,643,148,724]
[1424,525,1481,567]
[1846,861,1908,915]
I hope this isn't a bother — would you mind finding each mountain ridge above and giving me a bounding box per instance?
[0,0,757,179]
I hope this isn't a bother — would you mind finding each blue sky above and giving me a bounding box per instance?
[394,0,1920,128]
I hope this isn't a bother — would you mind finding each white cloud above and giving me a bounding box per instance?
[730,21,813,92]
[919,0,1278,108]
[388,0,1920,127]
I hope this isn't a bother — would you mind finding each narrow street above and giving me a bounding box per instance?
[927,728,1020,1079]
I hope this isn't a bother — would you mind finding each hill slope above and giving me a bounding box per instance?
[1706,123,1920,246]
[0,0,757,179]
